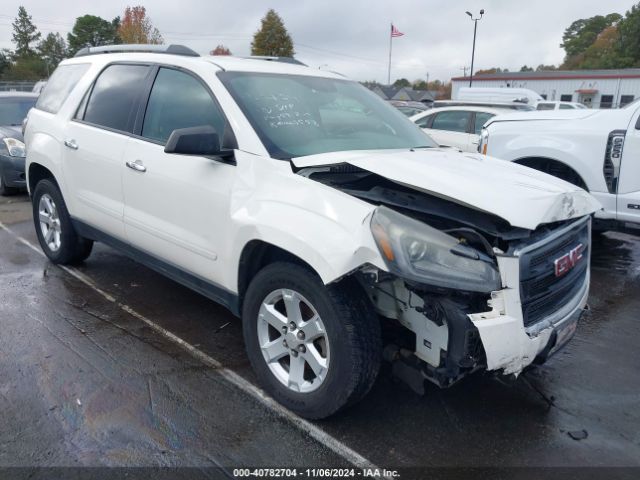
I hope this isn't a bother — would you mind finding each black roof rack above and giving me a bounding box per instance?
[238,56,307,66]
[74,44,199,58]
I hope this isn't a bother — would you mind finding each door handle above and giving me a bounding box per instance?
[126,160,147,173]
[64,139,78,150]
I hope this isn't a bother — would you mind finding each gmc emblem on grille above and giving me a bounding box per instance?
[554,244,584,277]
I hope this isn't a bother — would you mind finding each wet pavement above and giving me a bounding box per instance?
[1,193,639,475]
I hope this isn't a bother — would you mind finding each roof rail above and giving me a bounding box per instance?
[239,56,307,66]
[74,44,200,58]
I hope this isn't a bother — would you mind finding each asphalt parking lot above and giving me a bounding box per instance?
[1,193,639,478]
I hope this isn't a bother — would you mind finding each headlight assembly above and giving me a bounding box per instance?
[2,138,26,158]
[371,206,501,292]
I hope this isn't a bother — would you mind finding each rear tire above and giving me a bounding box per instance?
[32,179,93,264]
[242,262,381,419]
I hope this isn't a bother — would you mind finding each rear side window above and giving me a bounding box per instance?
[35,63,90,114]
[559,103,574,110]
[473,112,494,135]
[431,111,470,133]
[142,67,226,144]
[82,64,150,133]
[536,103,555,110]
[414,114,434,128]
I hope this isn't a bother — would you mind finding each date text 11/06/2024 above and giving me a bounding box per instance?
[232,468,401,478]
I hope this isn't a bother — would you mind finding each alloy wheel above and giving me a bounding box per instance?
[38,193,62,252]
[257,289,330,393]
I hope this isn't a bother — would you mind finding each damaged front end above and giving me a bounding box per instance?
[301,163,592,391]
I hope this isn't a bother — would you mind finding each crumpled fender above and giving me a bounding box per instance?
[223,152,386,291]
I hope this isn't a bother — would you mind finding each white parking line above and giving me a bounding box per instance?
[0,220,381,472]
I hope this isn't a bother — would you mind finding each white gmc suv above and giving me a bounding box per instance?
[479,105,640,233]
[25,45,599,419]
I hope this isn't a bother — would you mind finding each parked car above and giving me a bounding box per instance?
[0,92,38,195]
[480,104,640,232]
[410,106,513,152]
[389,100,429,117]
[25,44,599,419]
[433,100,535,111]
[536,101,587,111]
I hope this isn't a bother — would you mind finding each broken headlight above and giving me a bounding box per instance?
[2,138,26,158]
[371,206,501,292]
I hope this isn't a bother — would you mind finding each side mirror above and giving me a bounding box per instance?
[164,125,223,156]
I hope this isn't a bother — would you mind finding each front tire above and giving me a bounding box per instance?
[32,179,93,264]
[242,262,381,419]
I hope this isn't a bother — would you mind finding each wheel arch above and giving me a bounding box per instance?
[237,240,325,313]
[513,156,590,191]
[28,163,58,195]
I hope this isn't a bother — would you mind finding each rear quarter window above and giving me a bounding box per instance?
[35,63,90,114]
[81,64,150,133]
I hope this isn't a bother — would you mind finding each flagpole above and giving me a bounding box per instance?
[387,22,393,85]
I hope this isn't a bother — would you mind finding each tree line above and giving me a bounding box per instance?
[0,6,294,81]
[475,2,640,75]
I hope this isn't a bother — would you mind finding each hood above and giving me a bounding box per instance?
[0,125,23,141]
[292,149,601,231]
[486,109,598,126]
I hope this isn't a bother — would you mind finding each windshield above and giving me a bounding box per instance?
[218,72,436,159]
[0,97,37,126]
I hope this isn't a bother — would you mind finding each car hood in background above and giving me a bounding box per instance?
[292,149,601,230]
[485,109,599,125]
[0,125,23,141]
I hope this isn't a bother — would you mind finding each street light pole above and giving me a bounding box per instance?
[466,9,484,87]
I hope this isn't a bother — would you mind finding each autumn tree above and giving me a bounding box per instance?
[561,14,621,63]
[577,26,630,69]
[67,15,121,55]
[118,6,163,44]
[210,45,232,55]
[38,33,67,74]
[12,6,41,58]
[251,9,294,57]
[475,67,508,75]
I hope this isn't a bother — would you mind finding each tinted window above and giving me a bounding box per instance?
[431,111,470,133]
[559,103,574,110]
[415,114,433,128]
[0,97,37,126]
[83,64,149,133]
[142,68,226,144]
[36,63,90,114]
[473,112,494,135]
[620,95,635,107]
[600,95,614,109]
[536,103,555,111]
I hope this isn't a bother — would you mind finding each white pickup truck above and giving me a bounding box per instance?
[479,105,640,232]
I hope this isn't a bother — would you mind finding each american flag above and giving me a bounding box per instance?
[391,24,404,37]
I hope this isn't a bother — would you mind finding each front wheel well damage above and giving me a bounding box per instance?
[514,157,589,191]
[237,240,321,311]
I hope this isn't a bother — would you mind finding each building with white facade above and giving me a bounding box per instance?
[451,69,640,108]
